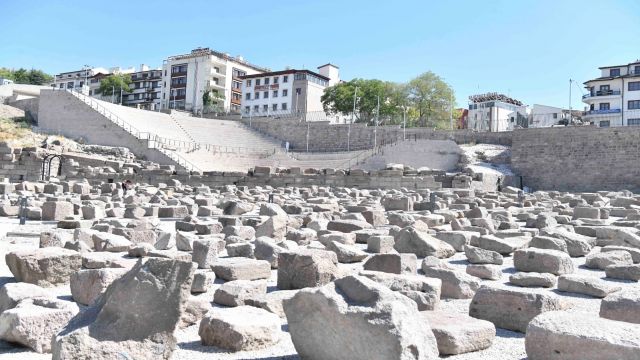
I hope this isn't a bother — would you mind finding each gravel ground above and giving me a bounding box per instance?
[0,218,637,360]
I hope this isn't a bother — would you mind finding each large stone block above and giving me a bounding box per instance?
[277,249,338,290]
[0,297,79,353]
[70,268,128,306]
[211,258,271,281]
[283,275,438,360]
[513,248,574,275]
[600,289,640,324]
[525,311,640,360]
[198,306,281,351]
[394,227,456,258]
[469,285,570,332]
[42,201,74,221]
[52,258,195,360]
[6,248,82,287]
[423,311,495,355]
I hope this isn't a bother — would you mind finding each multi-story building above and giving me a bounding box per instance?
[54,67,110,92]
[528,104,578,128]
[160,47,268,114]
[240,64,339,119]
[467,93,527,132]
[122,65,162,110]
[582,60,640,127]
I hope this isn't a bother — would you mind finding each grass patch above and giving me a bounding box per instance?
[0,116,39,147]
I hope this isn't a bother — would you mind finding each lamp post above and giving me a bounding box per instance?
[403,105,407,140]
[348,86,358,152]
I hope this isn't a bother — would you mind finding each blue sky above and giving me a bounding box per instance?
[1,0,639,109]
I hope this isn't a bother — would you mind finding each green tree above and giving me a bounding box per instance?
[0,67,53,85]
[321,79,400,125]
[407,71,455,129]
[98,74,132,96]
[26,69,53,85]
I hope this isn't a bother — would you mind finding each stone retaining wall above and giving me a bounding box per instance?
[243,118,512,152]
[511,125,640,192]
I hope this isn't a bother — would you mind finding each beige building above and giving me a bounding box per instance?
[160,47,268,114]
[240,64,339,120]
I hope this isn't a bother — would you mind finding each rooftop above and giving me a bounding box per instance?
[240,69,329,81]
[166,47,270,73]
[469,92,523,106]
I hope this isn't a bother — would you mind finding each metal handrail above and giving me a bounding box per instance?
[66,89,202,172]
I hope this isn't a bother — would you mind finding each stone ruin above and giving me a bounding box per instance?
[0,156,639,359]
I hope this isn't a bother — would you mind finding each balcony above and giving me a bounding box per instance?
[585,108,621,116]
[171,71,187,77]
[207,81,225,91]
[582,90,621,99]
[630,70,640,76]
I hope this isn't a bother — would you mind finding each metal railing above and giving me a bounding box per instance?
[582,90,621,99]
[586,108,622,115]
[65,89,202,172]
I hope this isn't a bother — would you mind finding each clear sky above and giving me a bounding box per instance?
[1,0,639,109]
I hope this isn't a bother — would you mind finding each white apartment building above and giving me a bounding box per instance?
[467,93,528,132]
[54,67,110,93]
[122,65,162,110]
[240,64,339,119]
[160,47,268,114]
[582,60,640,127]
[528,104,572,128]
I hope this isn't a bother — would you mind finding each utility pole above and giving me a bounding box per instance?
[449,92,454,130]
[120,87,123,105]
[403,105,407,140]
[568,79,572,126]
[374,95,379,147]
[348,86,358,152]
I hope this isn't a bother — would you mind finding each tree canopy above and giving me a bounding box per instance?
[0,67,53,85]
[98,74,132,95]
[321,71,455,129]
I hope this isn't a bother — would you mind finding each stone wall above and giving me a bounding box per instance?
[243,118,512,152]
[511,126,640,192]
[37,90,188,170]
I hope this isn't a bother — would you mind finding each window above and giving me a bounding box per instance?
[283,89,288,96]
[629,100,640,110]
[214,67,219,74]
[282,103,287,110]
[59,83,64,88]
[272,90,278,97]
[628,118,640,126]
[232,81,241,90]
[233,69,246,78]
[254,105,259,112]
[600,103,610,110]
[245,106,250,113]
[296,88,302,95]
[246,79,252,87]
[171,77,187,85]
[273,76,278,84]
[264,78,270,85]
[599,85,610,91]
[175,89,186,96]
[171,64,187,74]
[272,104,278,111]
[635,65,640,75]
[264,91,269,98]
[610,68,620,76]
[553,113,558,119]
[245,93,251,100]
[256,79,261,86]
[232,93,241,101]
[263,104,268,112]
[283,75,288,83]
[599,120,610,127]
[255,92,259,99]
[629,82,640,91]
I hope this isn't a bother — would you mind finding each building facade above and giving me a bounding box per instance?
[240,64,339,120]
[160,47,268,114]
[467,93,527,132]
[122,66,162,110]
[54,67,109,92]
[582,60,640,127]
